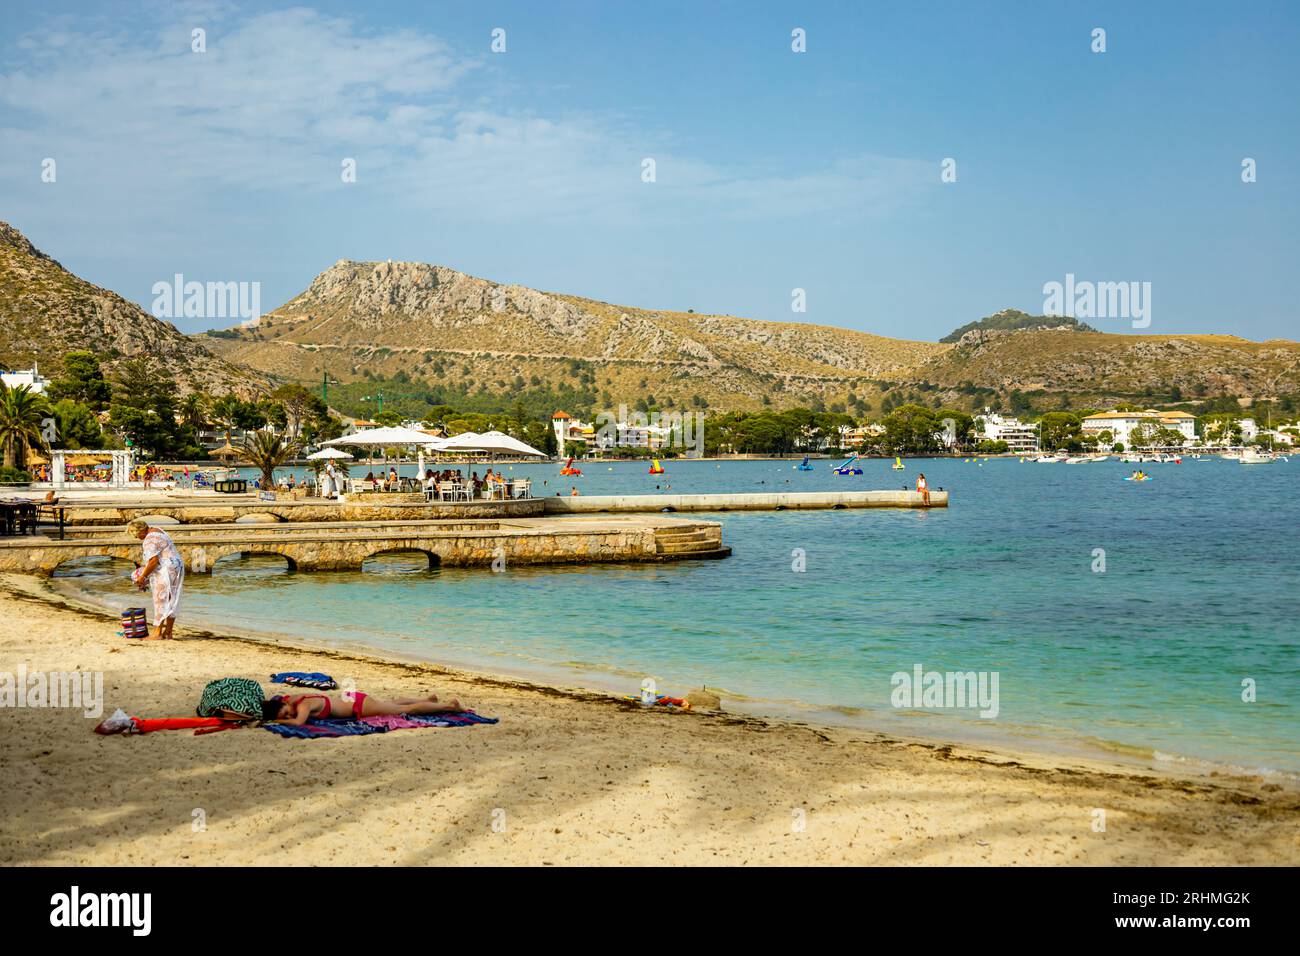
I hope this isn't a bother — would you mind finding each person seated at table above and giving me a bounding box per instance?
[470,471,483,495]
[388,467,398,489]
[483,467,496,484]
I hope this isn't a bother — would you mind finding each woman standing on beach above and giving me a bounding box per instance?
[126,519,185,640]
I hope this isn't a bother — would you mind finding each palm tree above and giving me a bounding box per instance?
[240,429,300,490]
[180,392,209,431]
[211,394,241,443]
[0,383,50,469]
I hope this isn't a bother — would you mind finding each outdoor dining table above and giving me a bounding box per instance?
[488,480,531,500]
[0,499,39,537]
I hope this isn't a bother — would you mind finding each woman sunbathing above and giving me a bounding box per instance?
[262,690,463,724]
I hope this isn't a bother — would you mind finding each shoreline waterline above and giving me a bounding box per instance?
[32,571,1297,786]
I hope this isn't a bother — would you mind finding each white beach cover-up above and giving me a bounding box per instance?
[134,529,185,622]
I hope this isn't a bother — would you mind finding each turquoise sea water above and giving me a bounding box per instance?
[56,457,1300,774]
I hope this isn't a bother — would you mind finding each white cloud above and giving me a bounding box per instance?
[0,4,932,228]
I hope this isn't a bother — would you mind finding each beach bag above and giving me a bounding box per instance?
[197,677,266,720]
[120,608,148,640]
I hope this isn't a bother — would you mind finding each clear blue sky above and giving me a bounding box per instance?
[2,1,1297,340]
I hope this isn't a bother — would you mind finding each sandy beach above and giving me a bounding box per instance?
[1,576,1297,867]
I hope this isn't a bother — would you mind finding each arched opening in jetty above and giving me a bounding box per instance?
[211,551,297,575]
[235,513,286,524]
[136,514,181,526]
[362,548,440,574]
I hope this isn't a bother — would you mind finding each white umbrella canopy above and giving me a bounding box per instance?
[306,448,354,460]
[438,430,546,457]
[430,431,483,452]
[321,426,442,448]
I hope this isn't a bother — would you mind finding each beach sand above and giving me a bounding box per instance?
[1,576,1297,866]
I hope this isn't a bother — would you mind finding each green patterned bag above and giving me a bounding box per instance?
[196,677,266,720]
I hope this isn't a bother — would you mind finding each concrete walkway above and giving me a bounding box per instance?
[542,489,947,513]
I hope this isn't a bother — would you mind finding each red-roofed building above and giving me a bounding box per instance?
[552,411,589,457]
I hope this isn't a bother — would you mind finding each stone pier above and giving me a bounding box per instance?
[0,516,729,575]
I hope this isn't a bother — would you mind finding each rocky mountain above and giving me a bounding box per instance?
[0,222,263,396]
[918,327,1300,404]
[201,258,949,410]
[7,227,1294,414]
[940,308,1096,344]
[202,258,1300,414]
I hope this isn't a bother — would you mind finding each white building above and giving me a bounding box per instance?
[552,411,598,457]
[342,419,379,437]
[976,412,1039,453]
[1081,409,1196,448]
[589,421,670,451]
[1,363,50,394]
[838,423,886,448]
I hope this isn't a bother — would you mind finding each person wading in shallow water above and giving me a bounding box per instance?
[126,518,185,640]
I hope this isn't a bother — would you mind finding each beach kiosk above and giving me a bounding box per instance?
[49,449,133,490]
